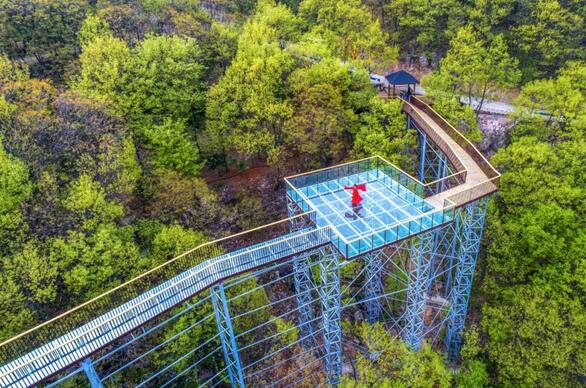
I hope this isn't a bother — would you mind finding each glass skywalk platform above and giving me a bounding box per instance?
[1,157,457,388]
[286,157,455,258]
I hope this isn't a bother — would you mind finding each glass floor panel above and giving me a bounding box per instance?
[289,168,449,257]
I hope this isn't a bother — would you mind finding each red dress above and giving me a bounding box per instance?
[344,184,366,205]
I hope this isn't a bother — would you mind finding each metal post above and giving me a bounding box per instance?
[81,358,103,388]
[418,131,427,182]
[445,198,488,362]
[435,154,447,192]
[287,195,317,348]
[444,215,461,299]
[211,284,245,388]
[319,247,342,385]
[404,231,435,350]
[363,250,383,323]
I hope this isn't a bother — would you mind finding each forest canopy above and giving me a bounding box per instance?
[0,0,584,386]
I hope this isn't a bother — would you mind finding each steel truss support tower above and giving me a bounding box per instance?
[363,250,384,323]
[294,252,317,347]
[404,231,435,350]
[443,216,461,298]
[445,198,489,361]
[319,247,342,385]
[211,283,245,388]
[287,196,317,348]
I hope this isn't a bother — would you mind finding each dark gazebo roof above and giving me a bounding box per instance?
[385,70,419,85]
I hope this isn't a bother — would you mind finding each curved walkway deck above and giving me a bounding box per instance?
[399,96,500,208]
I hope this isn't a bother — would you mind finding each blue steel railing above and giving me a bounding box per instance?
[338,198,456,257]
[0,212,330,387]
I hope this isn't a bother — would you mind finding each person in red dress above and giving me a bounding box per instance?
[344,183,366,219]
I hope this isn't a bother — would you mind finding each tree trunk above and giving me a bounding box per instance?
[476,83,489,118]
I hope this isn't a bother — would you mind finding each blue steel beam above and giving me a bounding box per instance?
[426,221,459,297]
[211,283,245,388]
[413,120,452,192]
[418,131,427,182]
[81,359,102,388]
[319,247,342,385]
[404,231,435,350]
[444,215,461,299]
[445,198,489,361]
[363,251,384,323]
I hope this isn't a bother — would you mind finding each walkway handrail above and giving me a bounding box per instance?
[445,176,500,207]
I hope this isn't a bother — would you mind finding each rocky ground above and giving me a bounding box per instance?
[477,113,515,158]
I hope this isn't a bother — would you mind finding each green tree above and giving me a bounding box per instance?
[341,322,452,387]
[203,6,295,166]
[0,0,89,80]
[0,242,58,339]
[144,169,220,230]
[513,61,586,141]
[53,175,140,301]
[76,33,206,129]
[353,97,417,169]
[143,119,203,176]
[74,35,130,103]
[0,54,29,83]
[514,0,585,80]
[199,22,239,82]
[95,2,150,47]
[299,0,397,70]
[121,34,206,128]
[284,58,372,167]
[481,129,586,386]
[380,0,467,64]
[455,326,489,387]
[466,0,517,37]
[77,13,112,47]
[3,89,140,205]
[423,26,520,117]
[0,143,31,255]
[148,223,206,266]
[75,33,205,176]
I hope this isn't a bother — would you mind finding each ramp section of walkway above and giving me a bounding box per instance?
[0,224,330,387]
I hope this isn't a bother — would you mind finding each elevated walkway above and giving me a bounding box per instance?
[0,223,330,387]
[0,95,500,387]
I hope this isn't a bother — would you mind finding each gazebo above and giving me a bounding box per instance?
[385,70,419,96]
